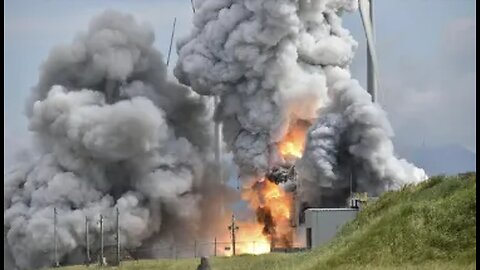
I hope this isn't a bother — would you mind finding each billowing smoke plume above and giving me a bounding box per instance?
[175,0,335,177]
[4,10,219,269]
[175,0,426,206]
[297,72,428,207]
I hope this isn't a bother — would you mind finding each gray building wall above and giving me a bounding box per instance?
[304,208,358,249]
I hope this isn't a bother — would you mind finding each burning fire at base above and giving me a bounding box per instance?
[215,179,295,257]
[234,222,272,255]
[225,121,311,255]
[242,178,294,249]
[211,121,310,257]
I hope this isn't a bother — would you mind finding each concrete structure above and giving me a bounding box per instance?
[304,208,359,249]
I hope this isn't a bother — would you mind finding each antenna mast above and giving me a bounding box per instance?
[166,17,177,67]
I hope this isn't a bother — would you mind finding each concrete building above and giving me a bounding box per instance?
[304,208,359,249]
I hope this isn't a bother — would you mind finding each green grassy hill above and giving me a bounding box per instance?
[56,173,476,270]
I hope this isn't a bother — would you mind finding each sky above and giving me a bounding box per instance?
[4,0,476,172]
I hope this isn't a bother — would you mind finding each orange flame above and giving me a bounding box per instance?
[247,179,292,220]
[217,120,310,256]
[277,121,309,159]
[235,222,271,255]
[211,216,272,256]
[240,179,294,248]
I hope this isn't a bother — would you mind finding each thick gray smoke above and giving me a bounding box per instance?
[175,0,426,205]
[175,0,338,177]
[297,69,427,207]
[4,10,220,269]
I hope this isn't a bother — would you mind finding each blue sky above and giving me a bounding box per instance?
[4,0,476,170]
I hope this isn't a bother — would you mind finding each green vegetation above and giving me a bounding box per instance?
[54,173,476,270]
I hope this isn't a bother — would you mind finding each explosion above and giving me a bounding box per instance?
[233,222,272,255]
[279,140,303,159]
[215,124,307,256]
[176,0,426,209]
[4,0,430,266]
[239,121,309,252]
[175,0,426,254]
[242,178,294,248]
[212,217,271,256]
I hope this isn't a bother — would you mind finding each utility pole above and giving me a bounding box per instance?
[350,171,353,199]
[194,240,197,258]
[166,17,177,67]
[54,208,59,267]
[85,216,90,266]
[99,214,104,266]
[228,214,239,256]
[116,208,120,266]
[214,237,217,256]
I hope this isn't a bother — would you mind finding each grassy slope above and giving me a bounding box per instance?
[55,173,476,270]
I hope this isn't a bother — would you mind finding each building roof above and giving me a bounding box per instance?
[304,208,359,212]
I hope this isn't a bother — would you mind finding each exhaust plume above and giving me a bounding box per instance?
[175,0,426,207]
[4,10,218,269]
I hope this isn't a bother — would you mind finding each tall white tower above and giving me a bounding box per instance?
[359,0,378,103]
